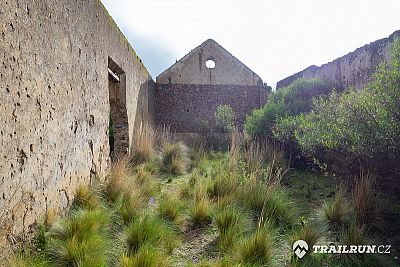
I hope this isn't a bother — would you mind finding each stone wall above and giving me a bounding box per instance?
[155,84,270,132]
[157,39,264,86]
[277,30,400,90]
[0,0,154,254]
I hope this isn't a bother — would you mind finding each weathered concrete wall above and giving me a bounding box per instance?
[0,0,154,253]
[277,30,400,90]
[155,84,270,132]
[157,39,264,86]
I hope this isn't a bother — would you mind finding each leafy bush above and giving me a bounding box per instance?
[274,39,400,176]
[214,104,235,133]
[245,78,333,138]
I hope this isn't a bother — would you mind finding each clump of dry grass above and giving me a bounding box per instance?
[228,130,242,174]
[191,191,212,228]
[161,142,189,175]
[158,193,182,223]
[75,184,101,210]
[324,185,348,226]
[131,123,156,164]
[290,224,319,253]
[105,157,132,202]
[353,173,380,228]
[105,157,146,223]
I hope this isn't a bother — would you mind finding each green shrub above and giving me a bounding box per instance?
[245,78,332,138]
[161,142,189,175]
[214,104,235,133]
[274,39,400,176]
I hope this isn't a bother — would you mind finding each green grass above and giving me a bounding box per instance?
[125,215,165,254]
[46,209,109,266]
[158,193,182,223]
[161,142,189,175]
[191,196,212,228]
[239,227,273,265]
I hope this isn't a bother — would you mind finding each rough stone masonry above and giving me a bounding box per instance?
[0,0,154,254]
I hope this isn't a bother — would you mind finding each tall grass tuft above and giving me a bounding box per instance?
[161,142,189,175]
[215,207,243,250]
[125,215,164,254]
[290,224,319,255]
[239,227,273,265]
[120,244,166,267]
[158,193,182,223]
[47,209,109,266]
[131,123,155,164]
[135,166,155,197]
[191,196,212,228]
[324,185,348,226]
[75,184,101,210]
[209,172,238,199]
[228,130,242,174]
[105,157,132,202]
[353,173,380,228]
[115,189,145,224]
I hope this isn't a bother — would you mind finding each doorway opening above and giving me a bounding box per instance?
[108,57,128,159]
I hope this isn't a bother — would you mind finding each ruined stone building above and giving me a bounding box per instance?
[277,30,400,90]
[155,39,270,132]
[0,0,398,258]
[0,0,267,255]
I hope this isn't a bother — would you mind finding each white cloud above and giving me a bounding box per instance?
[101,0,400,87]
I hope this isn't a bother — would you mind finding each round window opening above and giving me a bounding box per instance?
[206,59,216,69]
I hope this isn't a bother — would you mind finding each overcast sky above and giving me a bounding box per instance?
[100,0,399,88]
